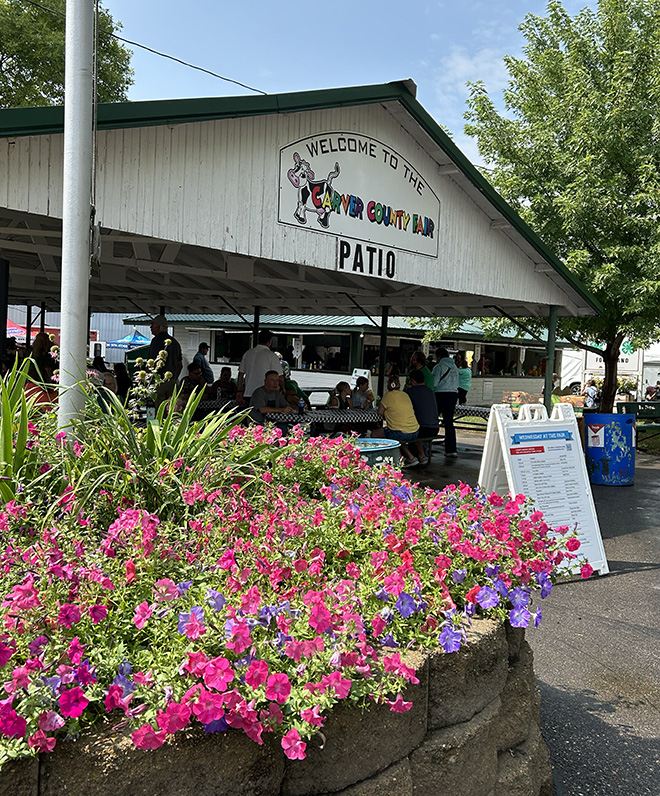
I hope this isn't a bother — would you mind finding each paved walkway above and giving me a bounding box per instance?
[410,434,660,796]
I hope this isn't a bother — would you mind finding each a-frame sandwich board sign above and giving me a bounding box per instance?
[479,403,609,576]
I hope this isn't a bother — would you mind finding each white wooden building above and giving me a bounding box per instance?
[0,80,600,404]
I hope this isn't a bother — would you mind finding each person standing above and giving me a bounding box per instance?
[454,352,472,405]
[193,342,214,385]
[149,314,183,406]
[236,330,283,404]
[432,347,459,458]
[407,350,434,390]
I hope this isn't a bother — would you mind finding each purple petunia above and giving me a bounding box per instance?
[177,580,193,596]
[509,606,531,628]
[395,592,416,618]
[380,634,398,648]
[476,586,499,609]
[452,568,467,584]
[439,625,462,653]
[509,587,530,608]
[536,572,552,599]
[391,485,413,503]
[534,607,542,627]
[493,579,509,598]
[206,588,226,612]
[203,716,229,733]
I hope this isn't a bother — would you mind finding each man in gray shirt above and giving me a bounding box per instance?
[249,370,293,426]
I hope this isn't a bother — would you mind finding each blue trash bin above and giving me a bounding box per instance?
[584,413,635,485]
[354,438,400,468]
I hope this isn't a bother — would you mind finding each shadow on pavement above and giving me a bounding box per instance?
[537,681,660,796]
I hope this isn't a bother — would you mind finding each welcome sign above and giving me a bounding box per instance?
[278,132,441,258]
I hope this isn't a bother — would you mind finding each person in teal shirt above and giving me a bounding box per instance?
[454,353,472,405]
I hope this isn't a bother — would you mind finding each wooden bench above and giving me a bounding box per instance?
[617,401,660,440]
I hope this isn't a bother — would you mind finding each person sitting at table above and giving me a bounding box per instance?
[178,362,210,404]
[407,369,439,464]
[281,360,309,409]
[373,375,420,468]
[250,370,294,426]
[211,366,237,401]
[328,381,353,410]
[352,376,374,409]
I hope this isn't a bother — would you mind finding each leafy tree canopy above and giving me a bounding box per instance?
[424,0,660,408]
[0,0,133,108]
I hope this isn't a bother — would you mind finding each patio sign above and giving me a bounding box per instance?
[278,133,441,265]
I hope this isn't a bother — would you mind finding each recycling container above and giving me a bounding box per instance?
[584,413,635,486]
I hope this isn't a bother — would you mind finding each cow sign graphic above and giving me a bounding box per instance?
[287,152,340,229]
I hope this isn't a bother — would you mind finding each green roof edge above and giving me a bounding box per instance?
[0,80,602,315]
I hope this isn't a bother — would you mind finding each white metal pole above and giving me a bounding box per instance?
[58,0,94,432]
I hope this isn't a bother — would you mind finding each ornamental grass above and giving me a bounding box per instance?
[0,362,588,767]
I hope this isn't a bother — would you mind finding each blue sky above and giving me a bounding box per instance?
[106,0,596,163]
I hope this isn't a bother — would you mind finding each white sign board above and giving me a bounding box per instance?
[585,341,640,374]
[278,133,441,261]
[479,403,609,576]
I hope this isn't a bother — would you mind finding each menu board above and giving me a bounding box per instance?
[479,403,609,575]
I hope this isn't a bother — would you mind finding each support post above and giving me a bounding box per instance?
[544,305,558,413]
[0,259,8,369]
[57,0,94,432]
[25,305,32,352]
[378,306,389,399]
[253,306,261,348]
[40,302,46,334]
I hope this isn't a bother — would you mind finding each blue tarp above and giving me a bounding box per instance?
[105,329,150,350]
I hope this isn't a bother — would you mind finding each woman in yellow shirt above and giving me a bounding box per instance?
[376,376,420,467]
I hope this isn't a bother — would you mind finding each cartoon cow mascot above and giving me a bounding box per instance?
[287,152,340,229]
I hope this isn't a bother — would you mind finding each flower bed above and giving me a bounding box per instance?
[0,372,588,772]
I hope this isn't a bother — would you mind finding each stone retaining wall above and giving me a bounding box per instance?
[2,620,553,796]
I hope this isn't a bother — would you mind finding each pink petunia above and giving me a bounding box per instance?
[132,723,167,750]
[265,673,291,704]
[57,603,81,629]
[192,688,225,724]
[581,563,594,579]
[156,701,192,734]
[88,604,108,624]
[28,729,56,753]
[133,601,153,630]
[67,638,85,665]
[387,693,413,713]
[0,641,15,667]
[308,604,332,634]
[300,705,325,728]
[38,711,65,732]
[104,685,124,712]
[226,622,251,654]
[566,537,581,552]
[183,650,209,677]
[59,687,89,718]
[281,728,306,760]
[182,613,207,640]
[203,657,234,691]
[245,659,269,689]
[153,578,179,602]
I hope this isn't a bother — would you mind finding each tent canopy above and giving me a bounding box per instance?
[0,81,602,320]
[105,329,150,350]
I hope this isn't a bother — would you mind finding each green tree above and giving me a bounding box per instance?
[0,0,133,108]
[460,0,660,411]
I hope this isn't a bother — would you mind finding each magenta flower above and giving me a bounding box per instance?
[245,660,269,689]
[156,701,191,734]
[28,729,56,753]
[0,641,15,667]
[67,638,85,665]
[300,705,324,728]
[281,728,306,760]
[153,578,179,602]
[88,604,108,624]
[57,603,82,629]
[192,689,225,724]
[203,657,234,691]
[226,621,250,653]
[104,685,124,712]
[132,723,167,750]
[581,563,594,579]
[265,673,291,704]
[308,604,332,634]
[133,601,153,630]
[59,687,89,718]
[386,694,413,713]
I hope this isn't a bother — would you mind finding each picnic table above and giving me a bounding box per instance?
[266,408,382,434]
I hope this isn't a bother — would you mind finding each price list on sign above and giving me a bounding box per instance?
[479,404,609,575]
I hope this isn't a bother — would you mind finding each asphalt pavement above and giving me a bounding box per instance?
[409,432,660,796]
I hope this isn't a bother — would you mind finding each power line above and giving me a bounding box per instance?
[14,0,268,96]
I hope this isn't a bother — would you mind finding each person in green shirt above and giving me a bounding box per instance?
[406,351,434,390]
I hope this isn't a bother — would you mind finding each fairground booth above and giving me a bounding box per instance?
[0,80,600,406]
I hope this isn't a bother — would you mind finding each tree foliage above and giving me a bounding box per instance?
[0,0,133,108]
[456,0,660,409]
